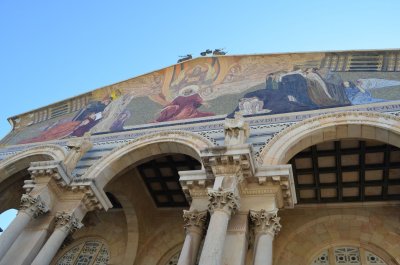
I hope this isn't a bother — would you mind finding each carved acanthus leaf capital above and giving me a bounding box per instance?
[249,209,281,236]
[183,210,208,233]
[55,211,83,233]
[208,189,240,215]
[20,194,49,218]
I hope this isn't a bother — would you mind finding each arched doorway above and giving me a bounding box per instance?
[259,112,400,265]
[53,131,212,265]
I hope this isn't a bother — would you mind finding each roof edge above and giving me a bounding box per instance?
[7,47,400,122]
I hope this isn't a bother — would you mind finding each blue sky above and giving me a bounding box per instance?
[0,1,399,228]
[1,0,400,139]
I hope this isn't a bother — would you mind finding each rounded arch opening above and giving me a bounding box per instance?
[260,111,400,165]
[0,144,66,185]
[84,131,213,190]
[0,208,17,234]
[0,144,66,214]
[79,132,211,265]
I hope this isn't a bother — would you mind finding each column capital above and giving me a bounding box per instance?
[19,194,49,218]
[55,211,83,234]
[249,209,281,236]
[208,189,240,216]
[183,210,208,234]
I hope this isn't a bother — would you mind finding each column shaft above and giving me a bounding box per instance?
[253,233,274,265]
[0,212,31,259]
[198,210,230,265]
[249,209,281,265]
[177,231,202,265]
[31,211,82,265]
[31,228,68,265]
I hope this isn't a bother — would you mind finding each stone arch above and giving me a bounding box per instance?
[274,212,400,265]
[134,223,184,265]
[105,190,139,264]
[83,131,214,190]
[0,144,67,212]
[156,243,182,265]
[259,111,400,165]
[0,144,67,185]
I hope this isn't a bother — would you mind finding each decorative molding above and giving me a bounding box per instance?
[70,185,107,211]
[55,211,83,233]
[249,209,281,236]
[20,194,49,218]
[208,189,240,215]
[201,144,255,180]
[26,160,110,211]
[82,130,214,180]
[27,160,70,189]
[0,144,67,175]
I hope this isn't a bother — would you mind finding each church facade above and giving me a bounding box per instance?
[0,49,399,265]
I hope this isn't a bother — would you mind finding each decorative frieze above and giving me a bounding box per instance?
[201,144,255,180]
[249,209,281,236]
[27,160,70,188]
[55,211,83,233]
[20,194,49,218]
[208,189,240,215]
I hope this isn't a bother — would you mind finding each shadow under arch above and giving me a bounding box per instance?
[259,111,400,165]
[274,213,400,265]
[83,131,214,190]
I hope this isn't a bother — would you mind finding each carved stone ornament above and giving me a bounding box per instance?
[19,194,49,218]
[55,211,83,233]
[224,112,250,146]
[183,210,208,232]
[249,209,281,236]
[64,134,93,174]
[208,189,240,215]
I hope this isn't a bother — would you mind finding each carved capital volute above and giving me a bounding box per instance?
[55,211,83,234]
[183,210,208,234]
[249,209,281,237]
[208,188,240,216]
[20,194,49,218]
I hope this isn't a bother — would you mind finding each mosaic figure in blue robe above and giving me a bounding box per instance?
[343,81,387,105]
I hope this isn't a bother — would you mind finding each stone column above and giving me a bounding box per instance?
[177,210,207,265]
[0,194,49,259]
[249,209,281,265]
[198,189,240,265]
[31,211,83,265]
